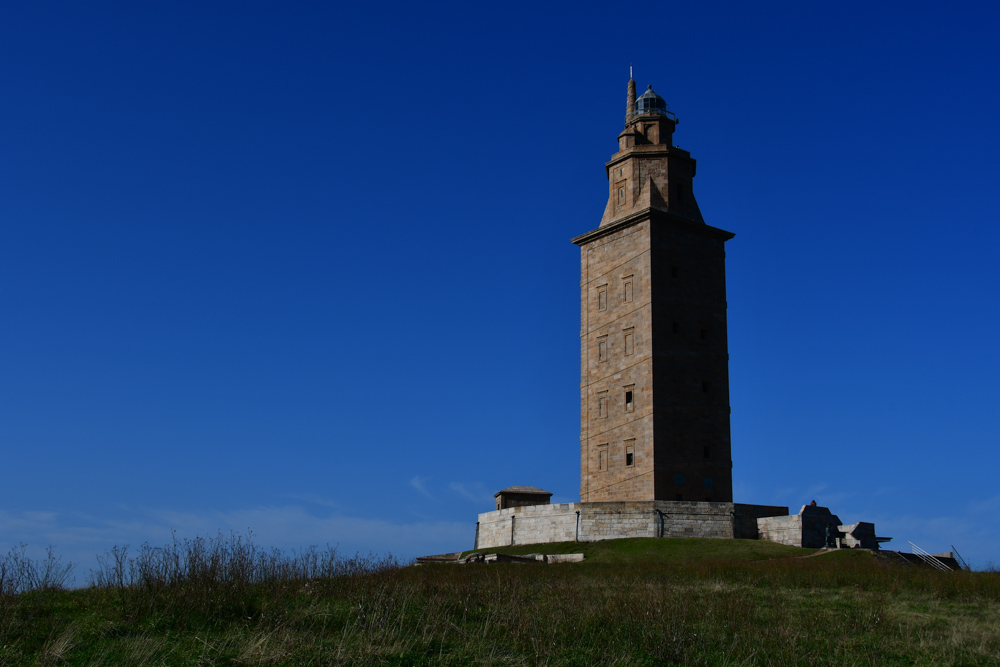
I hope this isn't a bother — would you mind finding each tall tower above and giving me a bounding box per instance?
[572,77,735,503]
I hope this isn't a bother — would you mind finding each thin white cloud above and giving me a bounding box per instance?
[410,475,432,498]
[449,482,492,503]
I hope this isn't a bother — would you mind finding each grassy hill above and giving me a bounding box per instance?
[460,534,820,562]
[2,535,998,665]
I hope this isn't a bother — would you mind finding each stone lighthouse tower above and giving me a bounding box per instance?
[572,77,736,503]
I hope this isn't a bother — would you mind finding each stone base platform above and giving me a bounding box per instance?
[474,501,789,550]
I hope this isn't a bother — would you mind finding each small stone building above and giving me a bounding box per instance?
[494,486,552,511]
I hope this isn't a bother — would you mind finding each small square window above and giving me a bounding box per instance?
[598,336,608,363]
[674,473,685,486]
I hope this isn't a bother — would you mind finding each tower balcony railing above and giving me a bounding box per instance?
[627,108,678,123]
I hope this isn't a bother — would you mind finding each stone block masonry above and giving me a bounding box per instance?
[573,79,737,505]
[475,500,788,549]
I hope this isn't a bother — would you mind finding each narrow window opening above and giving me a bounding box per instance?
[622,276,633,303]
[624,386,634,412]
[597,286,607,311]
[598,392,608,419]
[625,441,635,467]
[598,446,609,472]
[598,336,608,363]
[623,329,634,356]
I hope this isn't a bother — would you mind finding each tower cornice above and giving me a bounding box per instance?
[604,145,695,178]
[571,208,734,247]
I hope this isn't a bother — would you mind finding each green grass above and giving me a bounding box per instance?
[2,535,999,666]
[462,535,820,563]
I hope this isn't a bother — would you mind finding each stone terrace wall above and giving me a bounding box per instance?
[732,503,789,540]
[477,503,578,549]
[476,501,738,549]
[652,501,734,539]
[757,506,843,548]
[756,515,803,547]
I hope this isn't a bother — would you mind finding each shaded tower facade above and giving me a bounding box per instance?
[572,78,735,503]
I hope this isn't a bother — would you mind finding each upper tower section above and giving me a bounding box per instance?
[600,77,703,227]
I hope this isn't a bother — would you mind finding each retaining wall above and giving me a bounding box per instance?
[476,500,757,549]
[756,506,843,548]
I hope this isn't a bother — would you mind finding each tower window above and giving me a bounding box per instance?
[598,445,609,472]
[704,478,714,490]
[598,336,608,363]
[622,275,633,303]
[617,184,626,207]
[598,391,608,418]
[675,473,685,486]
[623,328,634,356]
[624,385,635,412]
[597,285,607,312]
[625,441,635,467]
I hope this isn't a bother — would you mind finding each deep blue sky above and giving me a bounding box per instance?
[2,1,999,572]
